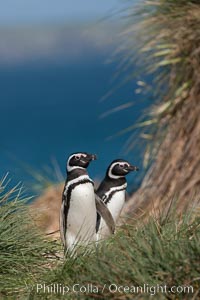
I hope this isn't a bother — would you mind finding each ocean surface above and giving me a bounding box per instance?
[0,33,150,193]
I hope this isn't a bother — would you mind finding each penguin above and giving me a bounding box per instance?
[96,159,139,240]
[60,152,116,253]
[60,152,97,253]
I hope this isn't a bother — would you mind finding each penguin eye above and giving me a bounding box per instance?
[119,164,125,168]
[75,155,81,160]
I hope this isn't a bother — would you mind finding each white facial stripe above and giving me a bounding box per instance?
[64,175,91,196]
[75,153,87,158]
[102,183,127,201]
[67,153,87,172]
[108,162,126,179]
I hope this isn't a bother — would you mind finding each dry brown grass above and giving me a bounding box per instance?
[115,0,200,219]
[31,183,64,238]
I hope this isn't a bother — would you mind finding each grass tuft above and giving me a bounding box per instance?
[112,0,200,166]
[31,206,200,299]
[0,176,59,297]
[1,176,199,299]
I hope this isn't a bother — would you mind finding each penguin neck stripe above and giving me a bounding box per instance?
[64,175,92,196]
[102,183,127,202]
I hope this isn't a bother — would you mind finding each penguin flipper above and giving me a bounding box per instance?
[95,195,115,234]
[59,201,66,248]
[96,212,101,233]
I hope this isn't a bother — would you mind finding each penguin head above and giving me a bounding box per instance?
[107,159,139,179]
[67,152,97,172]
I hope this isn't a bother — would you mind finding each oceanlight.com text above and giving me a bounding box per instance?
[36,283,194,296]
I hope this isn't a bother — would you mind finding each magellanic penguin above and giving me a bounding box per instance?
[96,159,139,240]
[60,152,115,254]
[60,152,97,253]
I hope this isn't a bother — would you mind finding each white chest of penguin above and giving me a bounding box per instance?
[67,182,96,233]
[97,190,125,239]
[106,190,126,221]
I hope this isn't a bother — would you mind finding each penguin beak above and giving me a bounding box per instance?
[86,154,97,161]
[127,165,139,172]
[90,154,97,161]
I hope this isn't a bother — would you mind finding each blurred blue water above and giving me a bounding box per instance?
[0,47,148,192]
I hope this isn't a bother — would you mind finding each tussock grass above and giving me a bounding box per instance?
[31,206,200,299]
[113,0,200,167]
[1,177,199,299]
[0,176,59,297]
